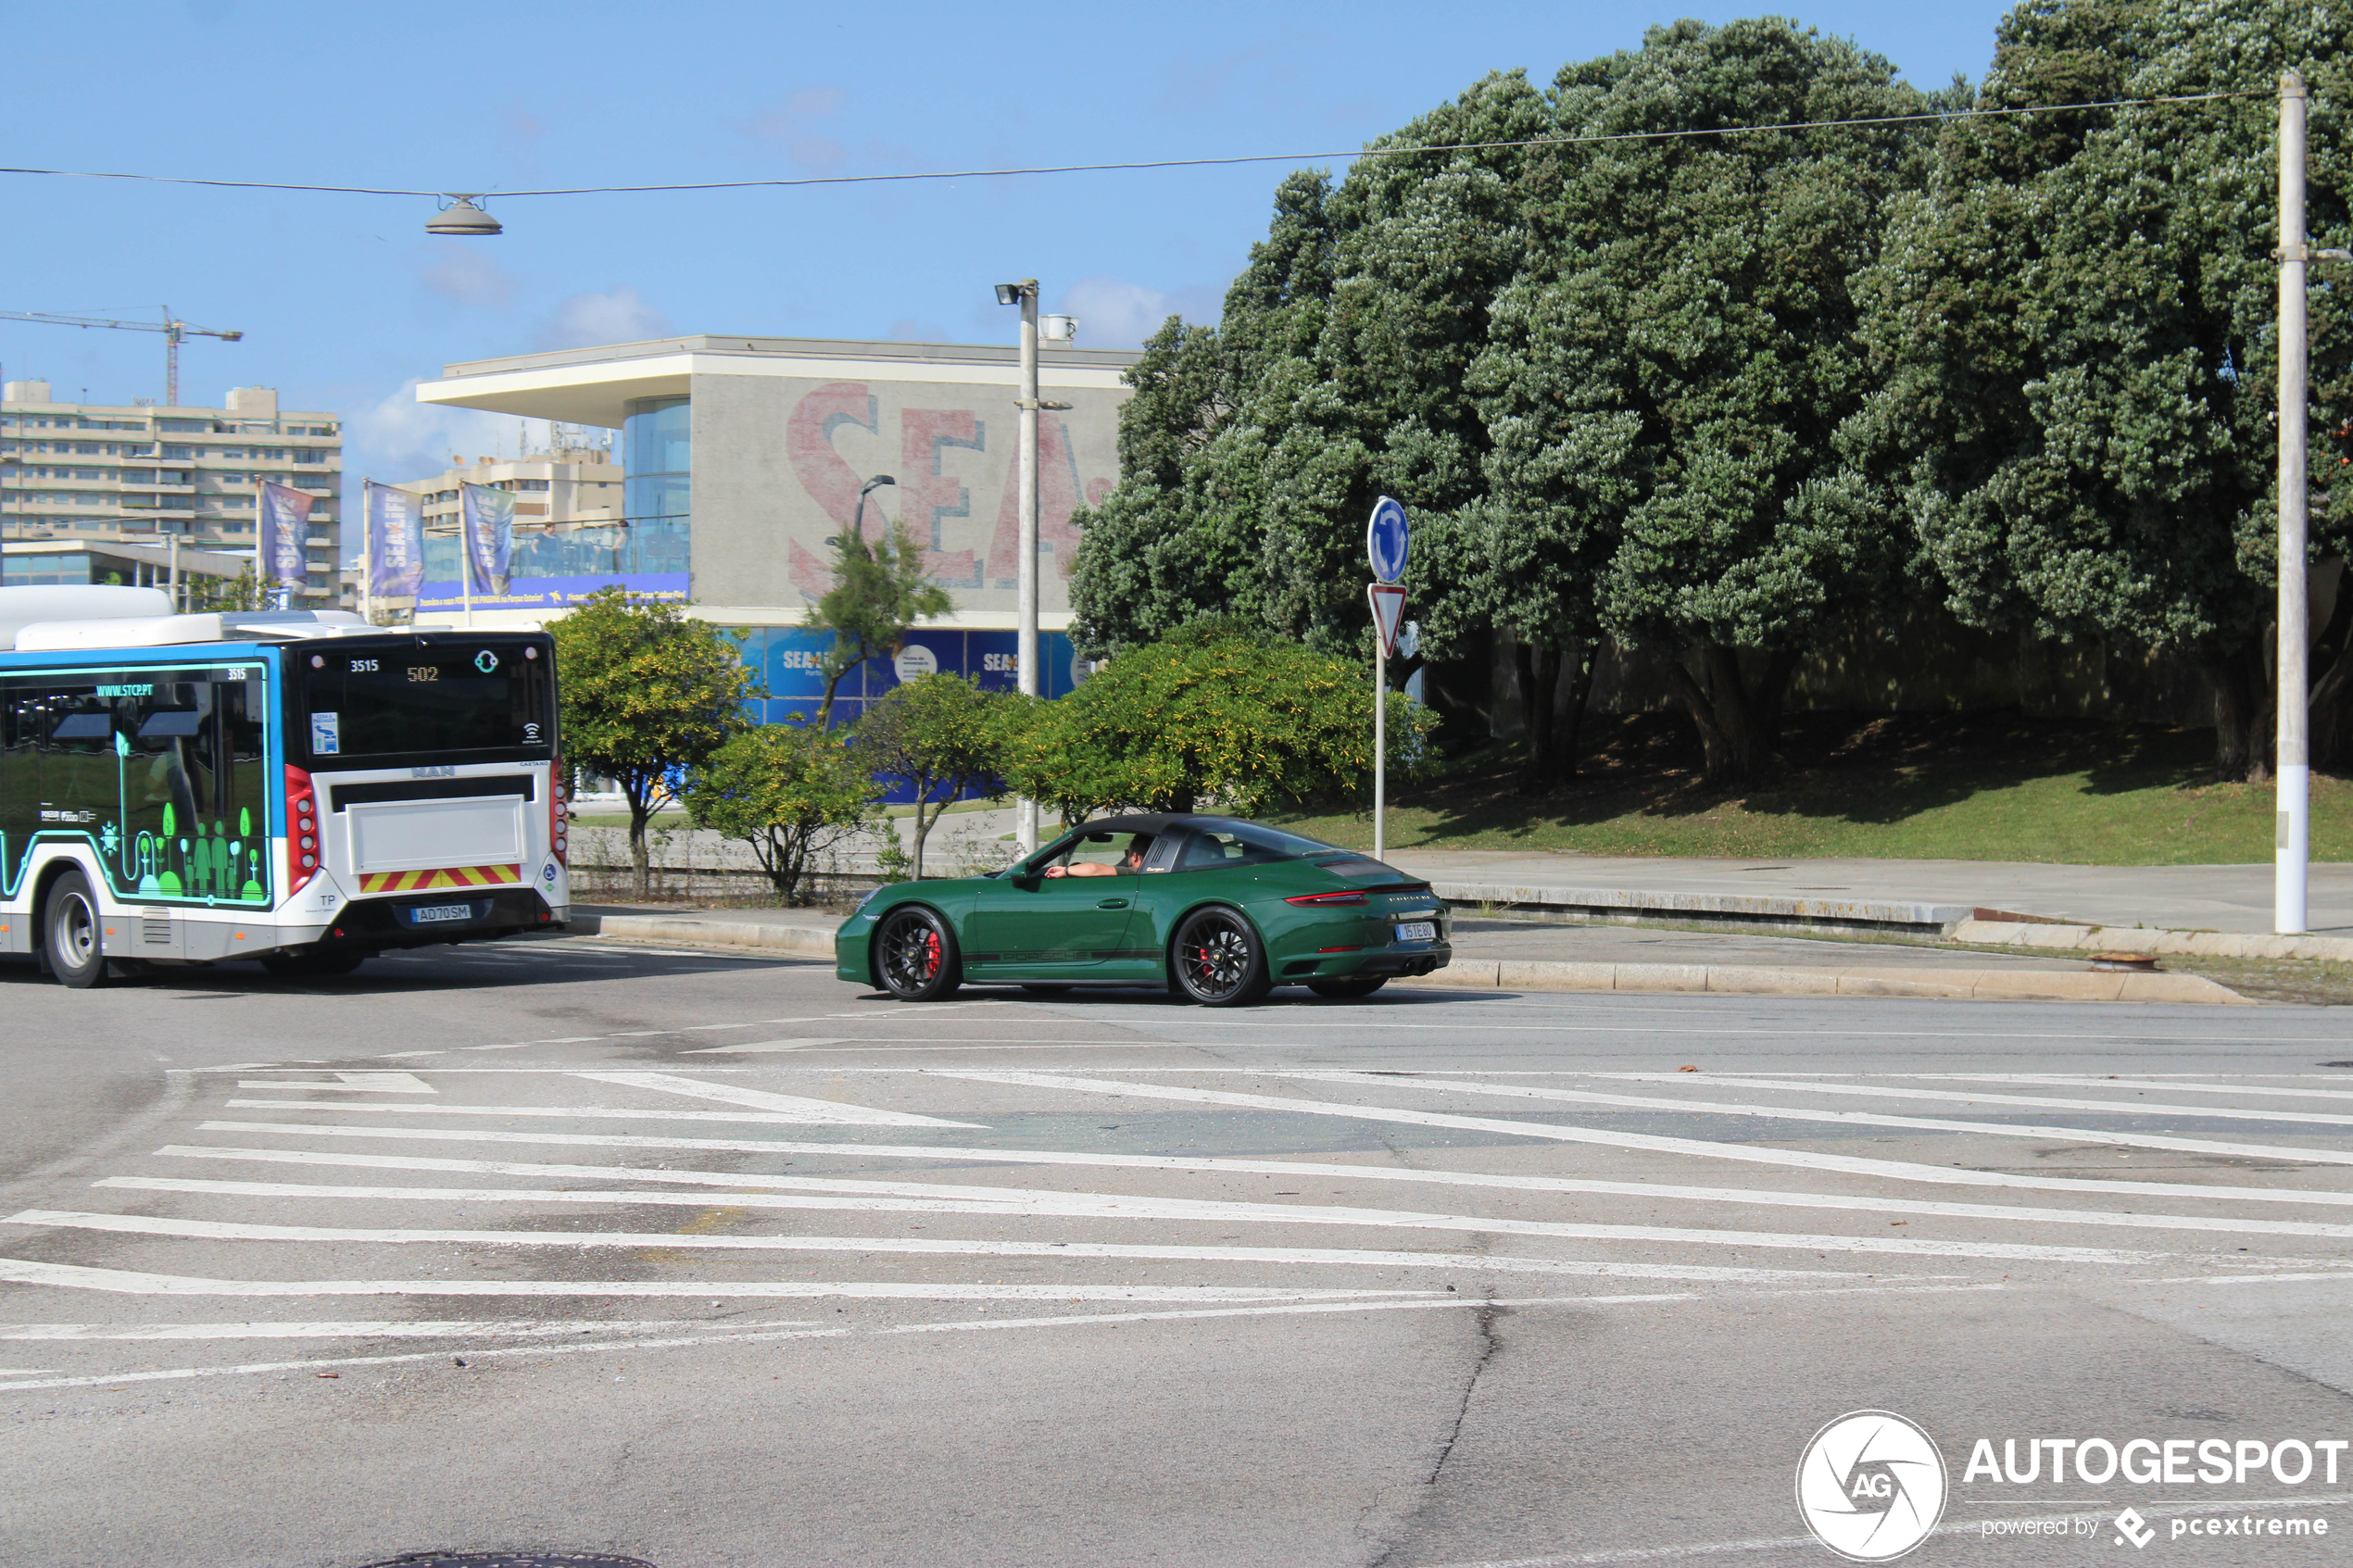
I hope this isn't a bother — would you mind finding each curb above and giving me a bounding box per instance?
[1428,880,1968,936]
[1408,960,2249,1005]
[568,913,840,959]
[563,915,2246,1004]
[1956,919,2353,964]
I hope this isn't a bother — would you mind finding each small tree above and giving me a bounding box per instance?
[807,520,952,727]
[549,587,761,896]
[682,723,877,905]
[997,623,1435,819]
[851,673,1007,880]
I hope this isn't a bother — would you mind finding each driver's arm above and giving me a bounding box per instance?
[1065,860,1115,877]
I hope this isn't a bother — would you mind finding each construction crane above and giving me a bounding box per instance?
[0,306,242,408]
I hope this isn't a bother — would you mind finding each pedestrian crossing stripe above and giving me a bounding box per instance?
[358,864,522,894]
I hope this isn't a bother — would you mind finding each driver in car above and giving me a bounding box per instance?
[1044,834,1153,878]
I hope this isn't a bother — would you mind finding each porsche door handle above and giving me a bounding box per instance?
[1097,898,1129,909]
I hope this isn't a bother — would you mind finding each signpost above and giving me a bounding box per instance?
[1366,497,1409,862]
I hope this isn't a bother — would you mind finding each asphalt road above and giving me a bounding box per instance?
[4,938,2353,1567]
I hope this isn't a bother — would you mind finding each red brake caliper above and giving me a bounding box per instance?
[923,930,941,979]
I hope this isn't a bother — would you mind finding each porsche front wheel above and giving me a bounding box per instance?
[1170,907,1271,1008]
[875,907,961,1001]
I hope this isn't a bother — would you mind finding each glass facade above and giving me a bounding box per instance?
[623,396,690,523]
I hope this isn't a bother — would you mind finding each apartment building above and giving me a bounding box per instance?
[0,381,340,598]
[394,439,623,533]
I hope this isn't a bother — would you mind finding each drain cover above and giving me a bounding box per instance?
[355,1556,656,1568]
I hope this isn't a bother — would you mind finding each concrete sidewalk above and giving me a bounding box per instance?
[566,904,2246,1005]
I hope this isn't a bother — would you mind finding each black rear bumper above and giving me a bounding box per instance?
[314,888,564,951]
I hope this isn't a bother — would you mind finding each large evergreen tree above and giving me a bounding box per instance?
[1857,0,2353,778]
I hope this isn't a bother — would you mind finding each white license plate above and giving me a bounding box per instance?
[409,904,474,923]
[1394,921,1437,943]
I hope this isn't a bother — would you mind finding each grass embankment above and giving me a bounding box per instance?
[1273,712,2353,866]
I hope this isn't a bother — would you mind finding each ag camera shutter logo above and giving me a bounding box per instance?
[1795,1411,1947,1562]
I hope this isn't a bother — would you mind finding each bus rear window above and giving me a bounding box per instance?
[302,643,552,762]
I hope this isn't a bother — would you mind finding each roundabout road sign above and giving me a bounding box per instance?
[1367,496,1408,584]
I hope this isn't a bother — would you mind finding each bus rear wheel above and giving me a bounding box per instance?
[42,870,110,990]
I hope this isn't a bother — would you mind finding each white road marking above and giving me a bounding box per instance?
[224,1098,981,1129]
[1287,1071,2353,1167]
[144,1139,2353,1246]
[925,1070,2353,1197]
[193,1117,2353,1215]
[682,1039,851,1053]
[0,1288,1998,1396]
[570,1070,976,1126]
[0,1258,1420,1303]
[1592,1072,2353,1127]
[0,1320,719,1340]
[3,1212,1857,1283]
[234,1073,436,1094]
[98,1174,2163,1262]
[1891,1073,2353,1103]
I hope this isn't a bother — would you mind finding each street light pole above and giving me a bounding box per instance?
[1000,279,1043,855]
[851,472,897,544]
[2278,70,2311,935]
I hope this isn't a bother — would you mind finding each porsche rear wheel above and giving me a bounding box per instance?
[1170,907,1270,1007]
[1307,976,1387,999]
[875,907,961,1001]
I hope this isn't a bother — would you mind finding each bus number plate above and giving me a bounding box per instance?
[1394,921,1437,943]
[409,904,475,924]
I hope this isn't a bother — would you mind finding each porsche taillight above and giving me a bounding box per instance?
[1285,890,1368,907]
[549,759,569,865]
[285,765,319,898]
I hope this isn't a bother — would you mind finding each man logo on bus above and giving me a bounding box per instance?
[474,650,499,674]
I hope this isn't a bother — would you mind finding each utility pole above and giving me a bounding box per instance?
[2278,70,2311,935]
[1002,278,1043,855]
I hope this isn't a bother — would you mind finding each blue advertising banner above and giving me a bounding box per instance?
[364,481,425,597]
[414,573,690,614]
[258,483,311,587]
[460,483,514,596]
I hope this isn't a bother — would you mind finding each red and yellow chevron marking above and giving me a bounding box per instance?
[359,863,522,895]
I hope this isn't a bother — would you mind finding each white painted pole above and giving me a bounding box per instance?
[1374,624,1387,863]
[166,528,180,613]
[1015,280,1040,855]
[2278,70,2310,935]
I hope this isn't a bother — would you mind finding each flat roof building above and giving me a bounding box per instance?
[0,381,341,600]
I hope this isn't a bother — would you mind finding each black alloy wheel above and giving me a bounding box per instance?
[1307,976,1388,999]
[1170,906,1271,1007]
[42,869,110,990]
[875,906,962,1001]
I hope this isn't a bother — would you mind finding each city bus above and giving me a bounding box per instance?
[0,585,569,988]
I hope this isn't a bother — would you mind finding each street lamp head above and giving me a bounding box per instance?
[861,473,898,493]
[428,196,503,236]
[995,283,1022,306]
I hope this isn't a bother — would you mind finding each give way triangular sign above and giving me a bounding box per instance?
[1367,583,1407,658]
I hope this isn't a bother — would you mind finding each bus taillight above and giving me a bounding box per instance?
[285,765,320,897]
[550,758,568,865]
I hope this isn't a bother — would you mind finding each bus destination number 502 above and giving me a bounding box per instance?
[408,666,440,683]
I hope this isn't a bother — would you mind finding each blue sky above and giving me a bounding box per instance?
[0,0,2017,510]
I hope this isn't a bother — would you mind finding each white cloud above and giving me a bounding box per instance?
[532,285,672,351]
[1054,276,1228,350]
[341,378,521,490]
[419,246,519,309]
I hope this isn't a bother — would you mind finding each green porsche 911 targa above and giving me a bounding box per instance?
[835,814,1451,1006]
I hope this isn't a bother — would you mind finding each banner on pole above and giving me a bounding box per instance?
[365,481,425,597]
[1368,583,1407,657]
[461,482,514,596]
[258,483,312,588]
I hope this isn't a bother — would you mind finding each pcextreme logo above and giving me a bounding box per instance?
[1796,1411,1949,1562]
